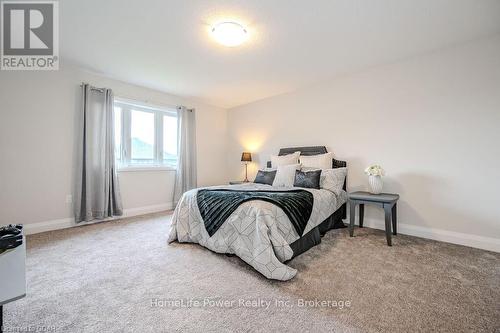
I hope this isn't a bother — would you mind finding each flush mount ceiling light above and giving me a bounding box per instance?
[211,21,248,47]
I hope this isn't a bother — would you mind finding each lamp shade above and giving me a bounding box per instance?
[241,152,252,162]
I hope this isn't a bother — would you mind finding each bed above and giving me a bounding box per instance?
[168,146,347,281]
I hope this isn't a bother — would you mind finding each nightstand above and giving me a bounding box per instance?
[229,181,248,185]
[348,191,399,246]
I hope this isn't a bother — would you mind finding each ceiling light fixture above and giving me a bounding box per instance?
[211,21,248,47]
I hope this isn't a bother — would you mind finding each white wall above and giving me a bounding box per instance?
[227,36,500,250]
[0,63,228,229]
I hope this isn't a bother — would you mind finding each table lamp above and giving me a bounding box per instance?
[241,152,252,182]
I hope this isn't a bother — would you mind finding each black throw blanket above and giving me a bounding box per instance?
[197,189,314,237]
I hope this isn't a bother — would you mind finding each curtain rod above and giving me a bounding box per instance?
[80,82,194,111]
[114,95,182,111]
[80,82,105,92]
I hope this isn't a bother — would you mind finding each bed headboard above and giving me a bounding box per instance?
[266,146,347,191]
[266,146,347,169]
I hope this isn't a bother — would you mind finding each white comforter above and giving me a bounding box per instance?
[168,183,347,281]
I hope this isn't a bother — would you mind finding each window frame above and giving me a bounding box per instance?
[114,98,178,171]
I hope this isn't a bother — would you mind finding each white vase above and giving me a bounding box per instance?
[368,175,383,194]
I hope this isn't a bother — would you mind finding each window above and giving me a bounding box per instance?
[114,99,178,169]
[163,115,177,165]
[131,110,155,163]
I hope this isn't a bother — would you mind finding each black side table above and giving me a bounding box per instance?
[348,191,399,246]
[229,181,247,185]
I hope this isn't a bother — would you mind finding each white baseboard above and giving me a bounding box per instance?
[350,216,500,253]
[122,203,174,217]
[23,202,174,235]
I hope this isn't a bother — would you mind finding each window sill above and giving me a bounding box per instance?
[117,165,177,172]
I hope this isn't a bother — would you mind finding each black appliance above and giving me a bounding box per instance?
[0,224,23,253]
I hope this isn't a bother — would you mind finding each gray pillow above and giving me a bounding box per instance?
[254,170,277,185]
[294,170,321,189]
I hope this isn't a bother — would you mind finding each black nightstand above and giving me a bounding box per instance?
[348,191,399,246]
[229,181,248,185]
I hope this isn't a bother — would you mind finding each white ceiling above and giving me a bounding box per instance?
[61,0,500,108]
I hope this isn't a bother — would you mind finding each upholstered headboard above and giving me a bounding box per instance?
[266,146,347,169]
[266,146,347,191]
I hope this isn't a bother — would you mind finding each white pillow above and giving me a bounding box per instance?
[320,168,347,195]
[272,164,301,187]
[299,152,334,170]
[271,151,300,168]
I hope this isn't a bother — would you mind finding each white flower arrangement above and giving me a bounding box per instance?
[364,165,385,177]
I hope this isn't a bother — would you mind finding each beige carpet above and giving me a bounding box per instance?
[3,212,500,333]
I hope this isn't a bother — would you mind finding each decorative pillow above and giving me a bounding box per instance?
[294,170,322,189]
[271,151,300,168]
[254,170,277,185]
[272,164,301,187]
[299,152,334,170]
[320,168,347,195]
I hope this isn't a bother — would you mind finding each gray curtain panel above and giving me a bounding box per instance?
[173,106,197,205]
[75,84,123,222]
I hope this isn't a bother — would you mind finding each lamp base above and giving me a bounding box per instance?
[244,163,249,182]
